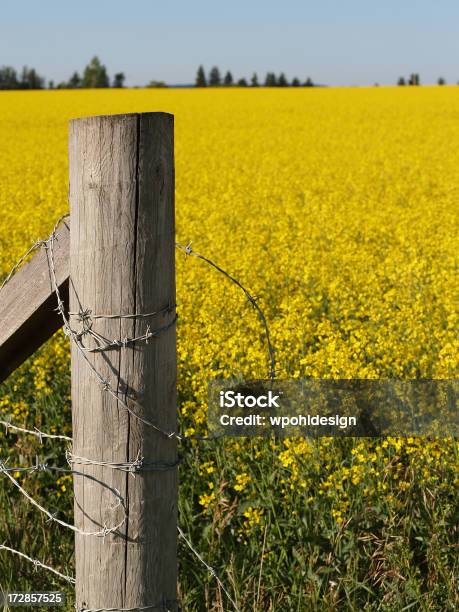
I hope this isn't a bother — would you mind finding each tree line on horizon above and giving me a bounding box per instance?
[0,65,45,90]
[0,59,453,90]
[195,65,314,87]
[397,73,448,86]
[0,57,127,90]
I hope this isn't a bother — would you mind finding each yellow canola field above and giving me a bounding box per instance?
[0,87,458,516]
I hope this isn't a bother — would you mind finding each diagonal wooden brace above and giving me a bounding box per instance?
[0,221,69,384]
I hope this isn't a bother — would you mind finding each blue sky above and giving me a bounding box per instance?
[1,0,458,86]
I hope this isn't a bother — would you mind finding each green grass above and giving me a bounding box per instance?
[0,339,458,611]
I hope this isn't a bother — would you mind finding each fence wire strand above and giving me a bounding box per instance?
[178,526,241,612]
[176,241,276,381]
[67,449,182,475]
[0,544,75,584]
[0,461,126,538]
[0,418,72,442]
[0,240,48,291]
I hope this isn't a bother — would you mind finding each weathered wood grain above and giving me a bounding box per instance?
[0,222,69,384]
[69,113,177,610]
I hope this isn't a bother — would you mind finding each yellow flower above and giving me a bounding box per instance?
[198,491,215,510]
[241,506,264,533]
[234,472,250,492]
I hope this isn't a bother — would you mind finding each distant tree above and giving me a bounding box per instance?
[19,66,44,89]
[195,65,207,87]
[20,66,29,88]
[291,77,300,87]
[0,64,45,89]
[82,56,109,88]
[31,68,44,88]
[48,80,54,89]
[251,72,259,86]
[237,78,248,87]
[68,71,82,88]
[437,77,446,85]
[264,72,277,86]
[146,80,167,88]
[408,73,420,86]
[209,66,221,86]
[397,77,406,86]
[278,73,288,87]
[112,72,125,88]
[0,66,18,89]
[223,70,233,86]
[304,77,314,87]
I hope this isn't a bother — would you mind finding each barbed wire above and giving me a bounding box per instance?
[0,454,179,477]
[0,240,48,291]
[47,216,275,447]
[178,526,241,612]
[175,241,276,382]
[0,460,126,539]
[0,544,177,611]
[0,444,229,611]
[0,418,72,442]
[69,305,176,321]
[0,213,273,612]
[47,215,180,441]
[0,544,76,584]
[1,217,275,381]
[69,305,177,354]
[0,455,69,474]
[66,449,182,475]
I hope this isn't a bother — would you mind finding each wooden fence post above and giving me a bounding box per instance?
[69,113,177,610]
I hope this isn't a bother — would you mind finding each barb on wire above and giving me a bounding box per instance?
[178,526,241,612]
[0,418,72,443]
[176,241,276,381]
[0,544,75,584]
[0,461,126,538]
[0,455,65,474]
